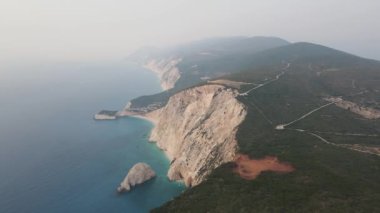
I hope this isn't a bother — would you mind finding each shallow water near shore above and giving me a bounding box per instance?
[0,61,185,213]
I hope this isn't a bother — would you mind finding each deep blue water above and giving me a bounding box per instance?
[0,61,185,213]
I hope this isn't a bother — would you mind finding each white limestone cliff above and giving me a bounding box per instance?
[146,84,247,186]
[144,58,182,90]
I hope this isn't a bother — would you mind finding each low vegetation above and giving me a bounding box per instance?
[142,40,380,212]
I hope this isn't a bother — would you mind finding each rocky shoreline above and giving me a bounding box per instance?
[143,58,182,91]
[99,59,249,188]
[119,84,247,187]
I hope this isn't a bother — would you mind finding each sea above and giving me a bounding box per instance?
[0,61,185,213]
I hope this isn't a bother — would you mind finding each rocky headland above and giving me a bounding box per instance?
[143,58,182,90]
[121,84,247,187]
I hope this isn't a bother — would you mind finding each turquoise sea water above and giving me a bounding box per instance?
[0,61,185,213]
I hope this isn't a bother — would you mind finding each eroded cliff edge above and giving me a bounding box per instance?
[144,58,182,90]
[144,84,247,186]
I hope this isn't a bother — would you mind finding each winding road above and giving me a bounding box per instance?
[236,61,379,156]
[275,102,335,130]
[239,63,290,96]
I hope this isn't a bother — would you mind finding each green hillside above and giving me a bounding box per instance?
[151,42,380,212]
[127,37,290,109]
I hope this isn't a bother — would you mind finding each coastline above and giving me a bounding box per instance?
[116,62,173,160]
[143,58,182,91]
[118,109,173,155]
[119,109,186,186]
[127,84,248,188]
[117,60,164,129]
[0,61,186,213]
[125,113,158,126]
[111,66,247,187]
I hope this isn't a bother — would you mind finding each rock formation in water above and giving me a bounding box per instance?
[94,110,118,120]
[146,84,247,186]
[117,163,156,192]
[144,58,182,90]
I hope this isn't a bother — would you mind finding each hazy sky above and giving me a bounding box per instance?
[1,0,380,62]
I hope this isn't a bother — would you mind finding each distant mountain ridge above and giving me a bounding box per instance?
[126,38,379,111]
[126,36,290,109]
[128,36,290,63]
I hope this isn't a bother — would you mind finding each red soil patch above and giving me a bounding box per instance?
[233,155,295,180]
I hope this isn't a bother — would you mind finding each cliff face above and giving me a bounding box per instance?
[144,58,182,90]
[147,84,247,186]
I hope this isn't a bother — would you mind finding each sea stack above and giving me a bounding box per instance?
[117,163,156,193]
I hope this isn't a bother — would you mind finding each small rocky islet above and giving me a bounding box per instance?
[94,110,118,120]
[117,163,156,193]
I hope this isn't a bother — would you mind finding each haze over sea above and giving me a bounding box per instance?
[0,61,184,213]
